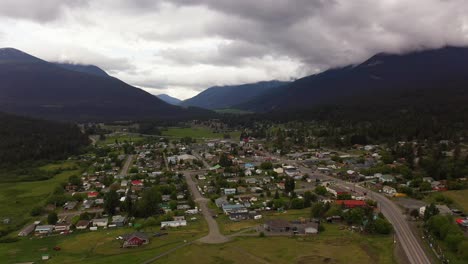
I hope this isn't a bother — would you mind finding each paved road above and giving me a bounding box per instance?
[293,163,431,264]
[120,154,133,175]
[183,170,229,244]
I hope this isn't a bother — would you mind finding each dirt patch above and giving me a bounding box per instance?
[297,255,338,264]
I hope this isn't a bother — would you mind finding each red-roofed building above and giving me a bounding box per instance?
[131,180,143,186]
[87,191,99,199]
[336,200,367,208]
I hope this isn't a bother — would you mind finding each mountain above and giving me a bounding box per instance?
[157,94,182,105]
[239,46,468,112]
[0,48,209,121]
[0,111,89,167]
[181,80,289,110]
[54,62,109,77]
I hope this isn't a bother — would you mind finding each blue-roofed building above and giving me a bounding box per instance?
[222,204,247,214]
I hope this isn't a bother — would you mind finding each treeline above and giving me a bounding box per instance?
[0,112,90,166]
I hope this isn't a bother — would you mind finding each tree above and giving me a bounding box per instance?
[104,190,120,215]
[218,153,232,167]
[424,203,439,221]
[48,212,58,225]
[284,178,295,194]
[420,181,432,192]
[303,191,316,208]
[68,175,82,186]
[290,198,304,209]
[274,190,280,199]
[374,218,392,234]
[314,185,328,196]
[123,194,134,217]
[410,209,419,219]
[311,202,326,219]
[260,162,273,170]
[30,206,43,216]
[136,188,162,217]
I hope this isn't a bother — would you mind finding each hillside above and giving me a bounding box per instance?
[238,47,468,112]
[157,94,182,105]
[0,112,89,166]
[0,48,209,121]
[181,81,288,110]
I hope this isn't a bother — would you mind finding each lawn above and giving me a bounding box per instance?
[0,219,208,264]
[161,127,240,140]
[157,224,396,264]
[0,161,82,237]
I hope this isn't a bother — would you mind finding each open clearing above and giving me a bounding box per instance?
[161,127,240,140]
[157,224,395,264]
[441,189,468,212]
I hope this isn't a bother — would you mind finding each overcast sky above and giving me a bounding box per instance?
[1,0,468,99]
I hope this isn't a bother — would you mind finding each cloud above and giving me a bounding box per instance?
[2,0,468,98]
[0,0,90,22]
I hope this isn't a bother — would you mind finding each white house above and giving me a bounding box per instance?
[161,220,187,228]
[382,186,397,195]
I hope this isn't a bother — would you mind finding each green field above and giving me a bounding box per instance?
[0,161,82,236]
[0,219,208,264]
[162,127,241,140]
[98,134,146,146]
[158,224,396,264]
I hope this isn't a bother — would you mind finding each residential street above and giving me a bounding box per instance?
[120,154,133,175]
[183,170,229,244]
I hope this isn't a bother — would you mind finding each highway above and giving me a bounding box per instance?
[295,163,432,264]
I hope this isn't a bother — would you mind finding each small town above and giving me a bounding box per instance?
[3,120,466,263]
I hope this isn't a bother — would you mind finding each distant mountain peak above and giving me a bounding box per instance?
[156,94,182,105]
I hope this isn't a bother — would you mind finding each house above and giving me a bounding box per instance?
[35,225,54,236]
[326,186,349,197]
[75,220,90,230]
[264,219,291,232]
[112,215,127,227]
[54,223,71,232]
[167,156,178,164]
[88,191,99,199]
[222,204,247,215]
[177,204,191,210]
[382,186,397,195]
[237,186,247,194]
[92,218,109,227]
[215,197,228,208]
[229,208,250,221]
[379,174,395,183]
[18,223,36,236]
[173,216,185,221]
[83,199,94,209]
[121,180,128,187]
[63,201,78,210]
[224,188,236,195]
[161,220,187,228]
[335,200,367,208]
[177,154,197,162]
[131,180,143,186]
[122,232,150,248]
[245,178,257,184]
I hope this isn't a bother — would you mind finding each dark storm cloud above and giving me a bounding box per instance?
[0,0,90,22]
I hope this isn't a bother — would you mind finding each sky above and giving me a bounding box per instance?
[1,0,468,100]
